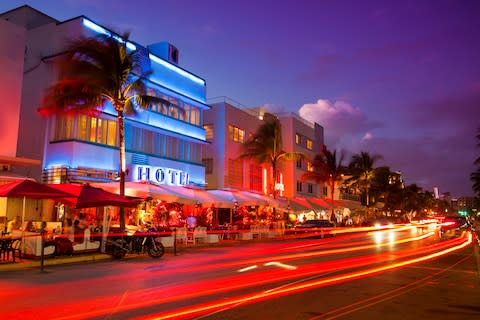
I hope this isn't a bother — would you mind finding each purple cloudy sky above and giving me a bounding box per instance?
[2,0,479,196]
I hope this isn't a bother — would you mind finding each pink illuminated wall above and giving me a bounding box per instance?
[0,19,25,157]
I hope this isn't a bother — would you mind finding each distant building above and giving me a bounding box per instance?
[275,111,324,199]
[203,97,324,199]
[455,196,476,214]
[389,171,404,188]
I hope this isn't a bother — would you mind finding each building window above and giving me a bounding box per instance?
[306,138,313,150]
[323,186,328,196]
[53,114,74,140]
[125,124,202,164]
[202,158,213,174]
[149,91,201,127]
[169,105,179,119]
[228,125,245,143]
[227,158,244,188]
[296,181,303,192]
[77,115,88,140]
[53,114,117,147]
[96,118,106,144]
[307,162,314,172]
[89,117,102,144]
[308,183,313,194]
[190,106,200,126]
[203,124,214,141]
[296,159,302,169]
[295,133,301,145]
[107,121,117,146]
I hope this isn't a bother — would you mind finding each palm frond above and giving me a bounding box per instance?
[277,151,305,161]
[40,79,105,115]
[471,169,480,195]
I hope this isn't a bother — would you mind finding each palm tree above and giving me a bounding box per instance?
[370,166,397,212]
[40,33,163,229]
[346,151,383,207]
[301,145,345,215]
[471,128,480,197]
[241,113,304,198]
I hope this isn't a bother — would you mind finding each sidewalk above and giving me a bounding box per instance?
[0,234,278,272]
[0,252,113,272]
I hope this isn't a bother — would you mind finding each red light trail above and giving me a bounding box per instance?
[0,228,471,320]
[138,232,472,320]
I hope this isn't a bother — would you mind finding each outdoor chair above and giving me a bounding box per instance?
[9,239,22,262]
[0,238,10,260]
[175,227,188,244]
[192,226,208,244]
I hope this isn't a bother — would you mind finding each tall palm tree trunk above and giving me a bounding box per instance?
[329,179,335,220]
[271,162,277,199]
[365,186,370,207]
[118,111,126,230]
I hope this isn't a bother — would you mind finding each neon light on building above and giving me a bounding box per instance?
[263,168,268,195]
[82,18,137,51]
[132,165,189,186]
[280,173,284,197]
[149,54,205,86]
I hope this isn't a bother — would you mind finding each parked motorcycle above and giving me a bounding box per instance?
[109,226,165,259]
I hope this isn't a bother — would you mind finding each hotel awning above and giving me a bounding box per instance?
[307,197,333,210]
[92,181,191,204]
[288,197,314,212]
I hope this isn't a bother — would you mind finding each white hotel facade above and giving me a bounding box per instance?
[0,6,208,188]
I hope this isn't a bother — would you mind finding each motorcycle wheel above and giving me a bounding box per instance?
[147,240,165,258]
[112,239,126,259]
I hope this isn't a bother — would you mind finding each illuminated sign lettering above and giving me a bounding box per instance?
[131,165,189,186]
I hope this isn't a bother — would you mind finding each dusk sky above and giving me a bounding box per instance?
[2,0,479,197]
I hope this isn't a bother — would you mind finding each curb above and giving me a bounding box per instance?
[0,253,113,272]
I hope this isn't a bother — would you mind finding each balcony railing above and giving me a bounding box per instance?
[340,192,361,201]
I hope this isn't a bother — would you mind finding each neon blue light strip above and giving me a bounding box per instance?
[149,54,205,86]
[83,18,136,51]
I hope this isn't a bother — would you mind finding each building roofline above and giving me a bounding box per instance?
[275,112,315,128]
[208,96,261,118]
[56,15,207,86]
[0,5,59,23]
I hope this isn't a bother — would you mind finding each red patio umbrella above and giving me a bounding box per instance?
[0,179,72,199]
[48,184,139,209]
[0,179,72,224]
[0,179,73,251]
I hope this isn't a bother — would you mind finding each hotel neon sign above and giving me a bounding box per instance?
[131,165,189,186]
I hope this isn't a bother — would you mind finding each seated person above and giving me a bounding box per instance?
[63,218,73,234]
[73,220,85,244]
[23,220,36,232]
[6,216,20,233]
